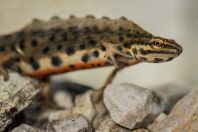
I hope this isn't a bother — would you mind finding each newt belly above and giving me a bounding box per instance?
[0,15,182,80]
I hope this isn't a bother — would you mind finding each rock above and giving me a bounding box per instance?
[96,118,132,132]
[148,113,167,130]
[151,90,198,132]
[49,109,72,121]
[132,129,149,132]
[154,83,192,113]
[96,118,149,132]
[72,91,96,122]
[46,115,92,132]
[0,72,41,131]
[104,83,162,129]
[53,90,73,109]
[11,124,44,132]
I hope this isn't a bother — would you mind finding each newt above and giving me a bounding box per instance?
[0,15,182,90]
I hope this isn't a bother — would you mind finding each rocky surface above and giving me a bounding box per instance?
[0,72,41,131]
[150,89,198,132]
[46,115,92,132]
[12,124,44,132]
[1,74,197,132]
[103,83,162,129]
[72,91,96,122]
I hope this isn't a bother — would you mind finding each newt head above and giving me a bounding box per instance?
[131,37,183,63]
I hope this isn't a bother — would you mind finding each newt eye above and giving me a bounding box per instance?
[152,39,163,47]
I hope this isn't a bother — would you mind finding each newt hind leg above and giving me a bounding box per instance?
[0,66,9,81]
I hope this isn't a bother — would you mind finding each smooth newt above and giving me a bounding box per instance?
[0,15,182,81]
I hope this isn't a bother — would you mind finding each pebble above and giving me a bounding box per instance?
[103,83,162,129]
[46,115,92,132]
[53,90,73,109]
[96,118,132,132]
[150,89,198,132]
[49,109,72,121]
[11,124,44,132]
[72,91,96,122]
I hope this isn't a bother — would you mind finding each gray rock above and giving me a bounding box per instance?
[96,118,132,132]
[11,124,44,132]
[154,83,192,113]
[151,90,198,132]
[49,109,72,121]
[53,90,73,109]
[103,83,162,129]
[0,72,41,131]
[46,115,92,132]
[72,91,96,122]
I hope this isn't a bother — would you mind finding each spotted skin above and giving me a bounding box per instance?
[0,15,182,79]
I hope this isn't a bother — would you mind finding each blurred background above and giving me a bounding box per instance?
[0,0,197,89]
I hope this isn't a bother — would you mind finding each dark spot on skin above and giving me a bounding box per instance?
[118,27,124,32]
[123,42,131,48]
[81,54,89,63]
[51,15,60,20]
[84,26,91,34]
[102,16,110,20]
[127,33,133,37]
[167,57,174,61]
[69,64,75,68]
[79,44,86,50]
[101,45,106,51]
[140,57,148,61]
[93,25,99,33]
[49,34,55,42]
[15,57,20,62]
[133,48,137,54]
[56,44,63,50]
[29,57,40,70]
[119,36,124,42]
[42,46,50,54]
[120,16,127,20]
[154,58,163,63]
[51,56,62,66]
[19,39,25,50]
[0,46,5,52]
[92,50,99,57]
[103,27,111,32]
[69,15,75,19]
[17,31,25,37]
[31,39,38,47]
[86,15,95,19]
[11,44,15,51]
[61,31,68,41]
[66,47,75,55]
[89,39,97,46]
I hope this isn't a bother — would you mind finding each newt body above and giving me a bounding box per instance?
[0,15,182,80]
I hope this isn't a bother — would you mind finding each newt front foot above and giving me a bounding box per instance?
[101,41,132,67]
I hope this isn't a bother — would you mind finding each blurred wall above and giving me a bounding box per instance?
[0,0,197,89]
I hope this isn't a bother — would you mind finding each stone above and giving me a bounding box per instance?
[72,91,96,122]
[154,83,192,113]
[11,124,44,132]
[96,118,132,132]
[53,90,73,109]
[104,83,162,129]
[46,115,92,132]
[0,72,41,131]
[151,90,198,132]
[49,109,72,121]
